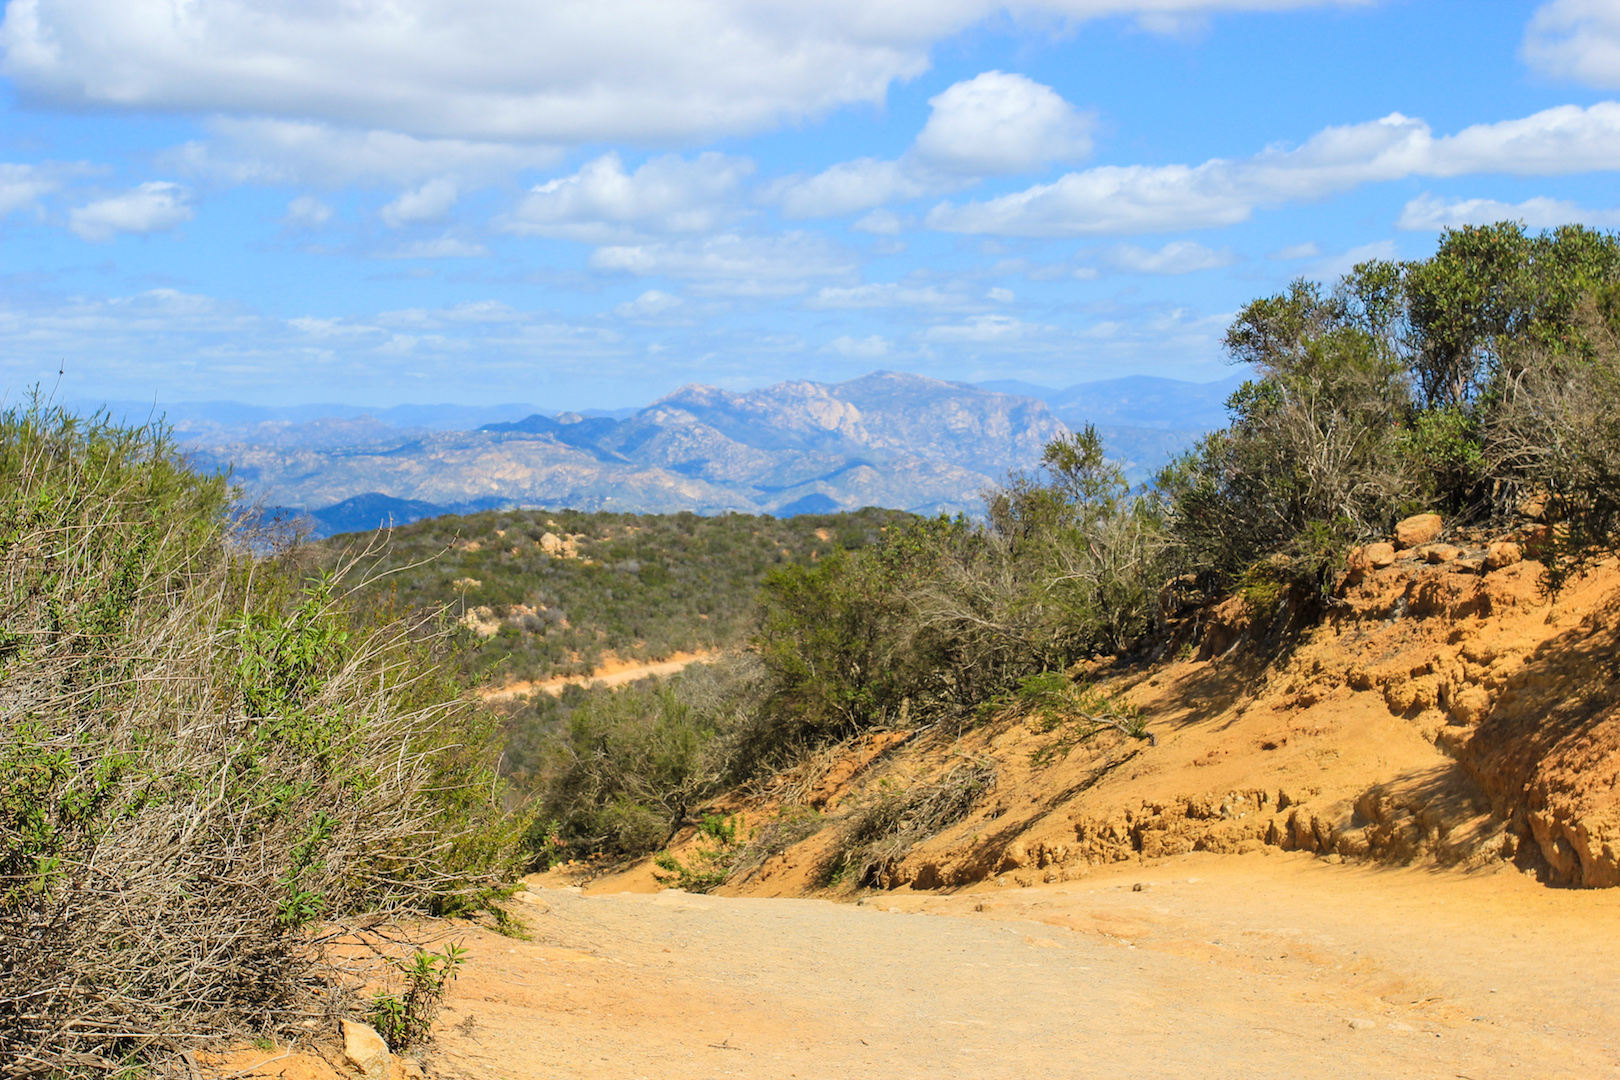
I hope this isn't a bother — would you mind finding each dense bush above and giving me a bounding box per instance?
[755,427,1172,738]
[0,404,522,1075]
[506,657,769,859]
[1166,223,1620,597]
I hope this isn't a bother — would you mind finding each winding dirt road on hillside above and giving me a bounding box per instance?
[477,651,718,701]
[424,853,1620,1080]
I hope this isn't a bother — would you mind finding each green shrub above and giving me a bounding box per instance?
[368,943,467,1051]
[0,402,523,1075]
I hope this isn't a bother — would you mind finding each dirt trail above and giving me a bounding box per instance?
[478,651,717,700]
[425,853,1620,1080]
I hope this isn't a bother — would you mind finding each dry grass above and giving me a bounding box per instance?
[826,758,997,889]
[0,405,523,1077]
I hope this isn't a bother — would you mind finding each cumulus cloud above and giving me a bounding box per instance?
[166,119,564,187]
[1523,0,1620,88]
[772,70,1093,218]
[589,231,858,295]
[0,162,62,216]
[69,182,193,241]
[852,208,907,234]
[772,159,929,219]
[1269,240,1321,259]
[379,236,491,259]
[911,71,1095,176]
[922,314,1047,343]
[378,300,524,326]
[804,283,968,309]
[1397,191,1620,230]
[0,1,1351,146]
[926,103,1620,236]
[614,290,685,318]
[284,195,333,227]
[1100,240,1237,274]
[381,179,458,227]
[824,334,891,357]
[0,284,634,401]
[1309,239,1399,280]
[507,152,753,242]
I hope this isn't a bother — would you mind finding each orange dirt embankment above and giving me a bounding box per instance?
[594,528,1620,897]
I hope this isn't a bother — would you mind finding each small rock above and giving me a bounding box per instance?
[1518,493,1548,521]
[401,1062,428,1080]
[1363,542,1396,568]
[1388,1022,1415,1033]
[1348,1018,1378,1031]
[1521,524,1554,559]
[1484,541,1522,571]
[539,531,565,555]
[1419,543,1463,564]
[1394,513,1443,549]
[1321,853,1343,864]
[1131,882,1149,892]
[340,1019,391,1080]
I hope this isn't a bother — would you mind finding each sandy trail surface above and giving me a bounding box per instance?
[429,851,1620,1080]
[478,651,717,701]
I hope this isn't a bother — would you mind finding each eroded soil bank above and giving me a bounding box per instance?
[594,541,1620,900]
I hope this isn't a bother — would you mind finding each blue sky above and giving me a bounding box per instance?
[4,0,1620,409]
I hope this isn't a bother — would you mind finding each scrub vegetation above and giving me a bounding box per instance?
[326,505,913,686]
[488,223,1620,874]
[0,403,522,1076]
[11,223,1620,1073]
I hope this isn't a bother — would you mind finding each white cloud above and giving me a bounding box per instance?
[1135,11,1212,39]
[69,181,193,241]
[911,70,1095,176]
[379,236,491,259]
[0,284,638,402]
[771,70,1092,218]
[288,316,382,337]
[379,301,523,326]
[614,290,685,318]
[381,179,458,227]
[853,208,907,234]
[922,314,1047,343]
[284,195,333,227]
[987,286,1015,302]
[589,232,858,295]
[507,152,752,242]
[1310,239,1399,280]
[0,162,60,216]
[1269,240,1321,259]
[804,283,967,309]
[824,334,890,357]
[1397,191,1620,231]
[1100,240,1237,274]
[166,119,564,187]
[771,159,929,219]
[926,103,1620,236]
[0,1,1352,146]
[1524,0,1620,88]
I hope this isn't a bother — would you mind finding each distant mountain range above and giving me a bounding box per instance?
[78,370,1245,535]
